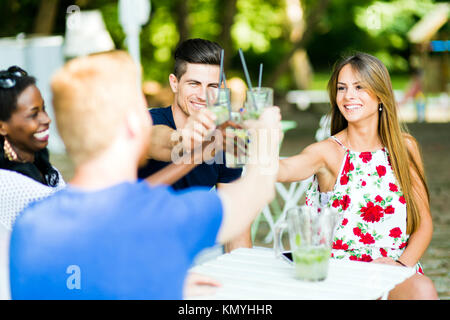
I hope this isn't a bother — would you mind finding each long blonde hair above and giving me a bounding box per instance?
[327,52,429,234]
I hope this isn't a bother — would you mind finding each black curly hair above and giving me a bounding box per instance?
[0,66,37,121]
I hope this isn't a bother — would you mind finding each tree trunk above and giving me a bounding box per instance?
[175,0,190,43]
[218,0,237,70]
[268,0,330,87]
[33,0,61,35]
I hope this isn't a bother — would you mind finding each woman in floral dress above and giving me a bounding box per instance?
[277,52,438,299]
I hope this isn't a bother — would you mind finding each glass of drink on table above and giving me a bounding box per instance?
[206,87,231,125]
[274,205,340,281]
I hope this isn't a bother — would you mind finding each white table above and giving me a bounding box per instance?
[188,247,415,300]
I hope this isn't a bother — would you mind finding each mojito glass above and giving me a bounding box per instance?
[293,245,332,281]
[245,87,273,115]
[225,112,249,168]
[206,87,231,125]
[274,206,339,282]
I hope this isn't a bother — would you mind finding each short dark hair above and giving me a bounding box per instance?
[0,67,36,121]
[173,38,222,79]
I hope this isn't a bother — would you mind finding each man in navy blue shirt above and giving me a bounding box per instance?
[138,39,251,251]
[9,51,281,299]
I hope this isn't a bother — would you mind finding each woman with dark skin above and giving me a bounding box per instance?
[0,66,65,230]
[0,66,65,300]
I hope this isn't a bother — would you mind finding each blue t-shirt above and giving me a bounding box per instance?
[9,181,223,300]
[138,106,242,190]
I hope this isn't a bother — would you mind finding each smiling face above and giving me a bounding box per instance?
[0,85,51,160]
[169,63,220,117]
[336,64,380,125]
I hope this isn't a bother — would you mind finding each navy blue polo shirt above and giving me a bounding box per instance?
[138,106,242,190]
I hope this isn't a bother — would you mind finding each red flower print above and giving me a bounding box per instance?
[361,181,366,186]
[418,266,424,274]
[380,248,387,257]
[360,201,384,223]
[376,165,386,177]
[389,227,402,238]
[399,196,406,204]
[332,239,349,250]
[375,195,383,203]
[359,152,372,163]
[384,205,395,214]
[332,199,340,208]
[340,195,351,210]
[343,154,354,173]
[349,255,358,261]
[342,218,348,226]
[359,232,375,245]
[389,183,398,192]
[340,174,349,185]
[353,227,362,237]
[399,242,407,249]
[360,254,373,262]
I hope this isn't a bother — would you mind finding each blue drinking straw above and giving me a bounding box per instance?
[223,70,228,89]
[238,48,257,111]
[219,49,225,88]
[223,72,232,119]
[258,63,263,89]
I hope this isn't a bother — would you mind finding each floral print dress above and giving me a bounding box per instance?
[305,136,423,274]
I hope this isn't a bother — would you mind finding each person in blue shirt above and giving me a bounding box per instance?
[138,39,253,252]
[9,50,281,299]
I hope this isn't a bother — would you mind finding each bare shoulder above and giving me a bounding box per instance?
[303,137,344,170]
[302,138,337,157]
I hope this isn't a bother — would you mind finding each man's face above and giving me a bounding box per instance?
[169,63,220,117]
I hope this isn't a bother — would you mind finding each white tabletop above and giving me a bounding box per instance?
[188,247,415,300]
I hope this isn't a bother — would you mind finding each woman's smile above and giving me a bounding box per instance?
[33,128,50,141]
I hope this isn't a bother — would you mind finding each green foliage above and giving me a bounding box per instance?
[232,0,285,53]
[0,0,443,88]
[353,0,437,72]
[189,0,222,39]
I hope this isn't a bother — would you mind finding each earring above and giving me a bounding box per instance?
[379,103,383,112]
[3,137,18,161]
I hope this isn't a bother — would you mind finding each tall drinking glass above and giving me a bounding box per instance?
[242,87,273,120]
[206,87,231,125]
[274,206,340,281]
[224,87,273,168]
[225,112,249,168]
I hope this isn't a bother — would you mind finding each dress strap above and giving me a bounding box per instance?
[331,136,348,151]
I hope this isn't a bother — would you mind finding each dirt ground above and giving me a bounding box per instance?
[50,104,450,299]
